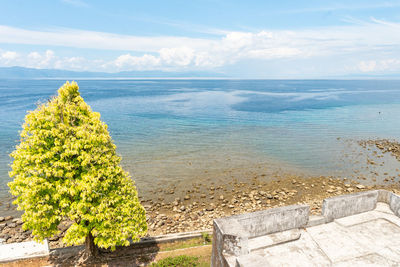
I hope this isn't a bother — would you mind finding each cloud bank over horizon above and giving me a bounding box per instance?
[1,1,400,78]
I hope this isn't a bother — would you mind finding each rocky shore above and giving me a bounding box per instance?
[2,175,399,249]
[1,138,400,249]
[359,139,400,161]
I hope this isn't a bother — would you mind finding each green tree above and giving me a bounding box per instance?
[8,81,147,257]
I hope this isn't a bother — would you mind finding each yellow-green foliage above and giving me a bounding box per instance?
[8,81,147,250]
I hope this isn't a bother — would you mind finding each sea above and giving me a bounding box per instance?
[1,79,400,214]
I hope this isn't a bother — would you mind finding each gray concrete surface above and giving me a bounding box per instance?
[212,190,400,267]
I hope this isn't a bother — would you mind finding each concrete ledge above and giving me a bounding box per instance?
[212,219,249,267]
[0,240,49,263]
[212,205,309,267]
[224,205,310,237]
[238,205,309,237]
[378,189,392,203]
[307,215,326,227]
[137,229,213,246]
[322,190,378,222]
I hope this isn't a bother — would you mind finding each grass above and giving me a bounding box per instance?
[150,255,209,267]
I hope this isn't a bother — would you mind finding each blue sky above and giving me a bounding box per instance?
[1,0,400,78]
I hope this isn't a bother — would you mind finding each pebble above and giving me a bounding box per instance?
[7,223,16,228]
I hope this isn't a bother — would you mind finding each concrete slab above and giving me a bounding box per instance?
[306,221,371,262]
[248,229,300,251]
[335,209,400,227]
[348,219,400,249]
[0,240,49,263]
[253,230,332,266]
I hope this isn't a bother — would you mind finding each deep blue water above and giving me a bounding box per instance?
[2,79,400,204]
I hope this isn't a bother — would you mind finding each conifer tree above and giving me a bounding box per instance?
[8,81,147,256]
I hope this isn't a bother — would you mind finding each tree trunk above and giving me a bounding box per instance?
[85,232,99,257]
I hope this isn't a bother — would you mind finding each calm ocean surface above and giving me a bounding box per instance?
[1,79,400,205]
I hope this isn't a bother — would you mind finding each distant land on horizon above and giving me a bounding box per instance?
[0,66,399,80]
[0,66,228,79]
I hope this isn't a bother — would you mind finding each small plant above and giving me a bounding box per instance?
[150,255,200,267]
[201,232,211,244]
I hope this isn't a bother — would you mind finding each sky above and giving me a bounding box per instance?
[1,0,400,78]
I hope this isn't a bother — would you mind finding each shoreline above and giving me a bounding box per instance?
[1,175,400,249]
[1,138,400,248]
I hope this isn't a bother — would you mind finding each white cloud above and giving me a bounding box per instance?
[113,54,160,70]
[28,51,41,60]
[358,60,377,72]
[2,51,18,60]
[1,18,400,75]
[0,51,19,65]
[0,49,94,71]
[0,25,214,53]
[159,47,195,66]
[358,59,400,73]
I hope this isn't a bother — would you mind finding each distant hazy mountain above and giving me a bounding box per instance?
[0,66,227,79]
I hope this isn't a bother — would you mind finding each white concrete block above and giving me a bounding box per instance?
[0,240,49,263]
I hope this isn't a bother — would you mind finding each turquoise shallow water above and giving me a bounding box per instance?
[1,79,400,207]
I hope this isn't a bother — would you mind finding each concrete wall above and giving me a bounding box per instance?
[390,192,400,217]
[236,205,309,237]
[211,205,309,267]
[322,190,378,222]
[212,217,250,267]
[377,189,392,203]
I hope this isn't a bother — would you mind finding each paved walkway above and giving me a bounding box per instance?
[237,203,400,266]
